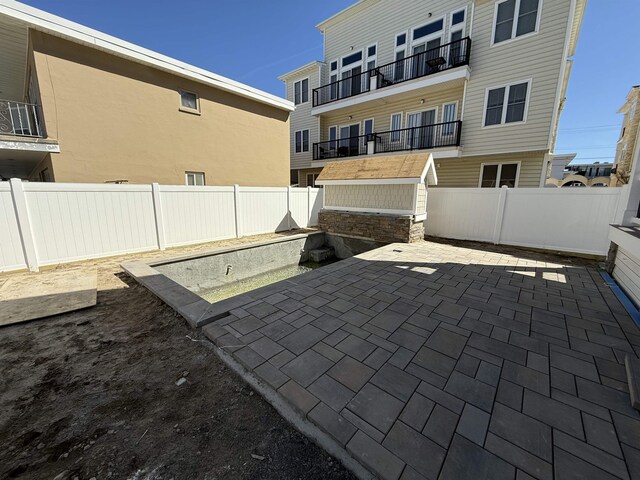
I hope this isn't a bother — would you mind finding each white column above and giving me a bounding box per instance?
[9,178,39,272]
[307,186,312,228]
[234,184,242,238]
[492,185,508,245]
[370,75,378,91]
[151,183,166,250]
[287,186,292,230]
[367,140,376,155]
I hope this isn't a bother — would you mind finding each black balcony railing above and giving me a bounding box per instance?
[0,100,44,138]
[313,37,471,107]
[313,133,370,161]
[374,121,462,154]
[313,121,462,160]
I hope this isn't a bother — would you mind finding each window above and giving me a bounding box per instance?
[329,126,337,150]
[394,33,408,81]
[452,9,465,26]
[480,163,519,188]
[396,33,407,47]
[186,171,205,186]
[366,44,377,71]
[390,113,403,142]
[413,19,444,41]
[180,90,199,111]
[442,103,457,135]
[294,78,309,105]
[307,173,320,188]
[364,119,374,137]
[493,0,541,44]
[484,81,531,126]
[330,62,338,100]
[295,129,309,153]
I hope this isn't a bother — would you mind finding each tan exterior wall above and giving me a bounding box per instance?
[434,151,546,188]
[29,31,290,186]
[325,184,415,211]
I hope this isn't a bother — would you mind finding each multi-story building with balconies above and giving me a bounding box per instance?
[280,0,586,188]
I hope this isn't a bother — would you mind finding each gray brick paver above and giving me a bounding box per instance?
[347,383,405,434]
[383,421,445,480]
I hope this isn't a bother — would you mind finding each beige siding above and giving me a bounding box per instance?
[417,183,427,213]
[319,86,464,142]
[285,65,321,170]
[461,0,572,156]
[322,0,473,86]
[435,151,546,187]
[297,168,323,187]
[325,184,415,211]
[614,247,640,307]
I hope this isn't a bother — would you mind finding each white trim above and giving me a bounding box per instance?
[0,139,60,153]
[449,6,468,40]
[410,15,446,47]
[293,77,310,106]
[478,161,521,188]
[482,79,533,128]
[185,171,205,186]
[312,67,469,116]
[468,1,476,37]
[365,42,378,70]
[0,1,294,112]
[547,0,576,151]
[441,101,458,138]
[390,112,403,142]
[278,61,323,81]
[323,205,415,215]
[294,129,310,154]
[490,0,544,47]
[178,89,200,114]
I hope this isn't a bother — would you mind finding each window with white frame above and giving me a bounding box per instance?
[185,171,205,186]
[442,103,457,135]
[329,126,337,151]
[480,163,519,188]
[366,44,377,71]
[307,173,320,188]
[330,61,339,100]
[493,0,541,44]
[390,113,403,141]
[394,33,407,81]
[295,129,309,153]
[294,78,309,105]
[180,90,199,111]
[484,81,531,126]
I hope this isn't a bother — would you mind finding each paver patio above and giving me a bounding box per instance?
[202,240,640,480]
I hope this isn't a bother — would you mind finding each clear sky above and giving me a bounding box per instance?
[18,0,640,166]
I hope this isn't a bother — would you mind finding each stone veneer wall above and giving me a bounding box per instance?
[319,210,424,244]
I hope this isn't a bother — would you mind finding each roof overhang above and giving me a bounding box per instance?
[0,0,294,112]
[278,61,323,82]
[316,153,437,186]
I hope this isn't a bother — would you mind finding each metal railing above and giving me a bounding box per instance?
[313,70,373,108]
[374,121,462,154]
[0,100,45,138]
[313,134,370,161]
[312,37,471,107]
[312,121,462,160]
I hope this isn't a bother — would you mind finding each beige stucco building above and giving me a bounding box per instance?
[0,0,293,186]
[280,0,586,189]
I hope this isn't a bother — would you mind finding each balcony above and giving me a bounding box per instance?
[313,120,462,161]
[313,37,471,109]
[0,100,45,138]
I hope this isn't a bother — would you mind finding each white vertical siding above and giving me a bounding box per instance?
[160,186,237,247]
[0,183,26,271]
[239,187,290,236]
[23,183,158,266]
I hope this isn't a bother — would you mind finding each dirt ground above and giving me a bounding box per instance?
[0,231,355,480]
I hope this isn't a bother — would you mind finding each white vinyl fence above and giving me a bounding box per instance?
[0,179,322,272]
[426,186,623,256]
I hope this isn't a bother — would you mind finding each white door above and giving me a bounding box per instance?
[407,109,436,149]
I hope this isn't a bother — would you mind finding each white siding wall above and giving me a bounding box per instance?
[0,182,322,272]
[284,64,322,171]
[614,247,640,308]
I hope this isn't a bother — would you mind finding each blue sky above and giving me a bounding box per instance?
[19,0,640,166]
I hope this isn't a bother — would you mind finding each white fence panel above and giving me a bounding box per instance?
[426,187,621,256]
[426,188,502,243]
[0,183,27,271]
[240,187,289,236]
[310,188,322,226]
[160,186,236,247]
[500,189,620,255]
[24,183,158,266]
[290,188,310,229]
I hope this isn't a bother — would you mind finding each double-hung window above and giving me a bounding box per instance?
[484,81,531,126]
[442,103,457,136]
[493,0,541,44]
[480,163,519,188]
[294,78,309,105]
[295,129,309,153]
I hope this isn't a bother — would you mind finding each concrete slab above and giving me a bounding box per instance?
[0,269,97,326]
